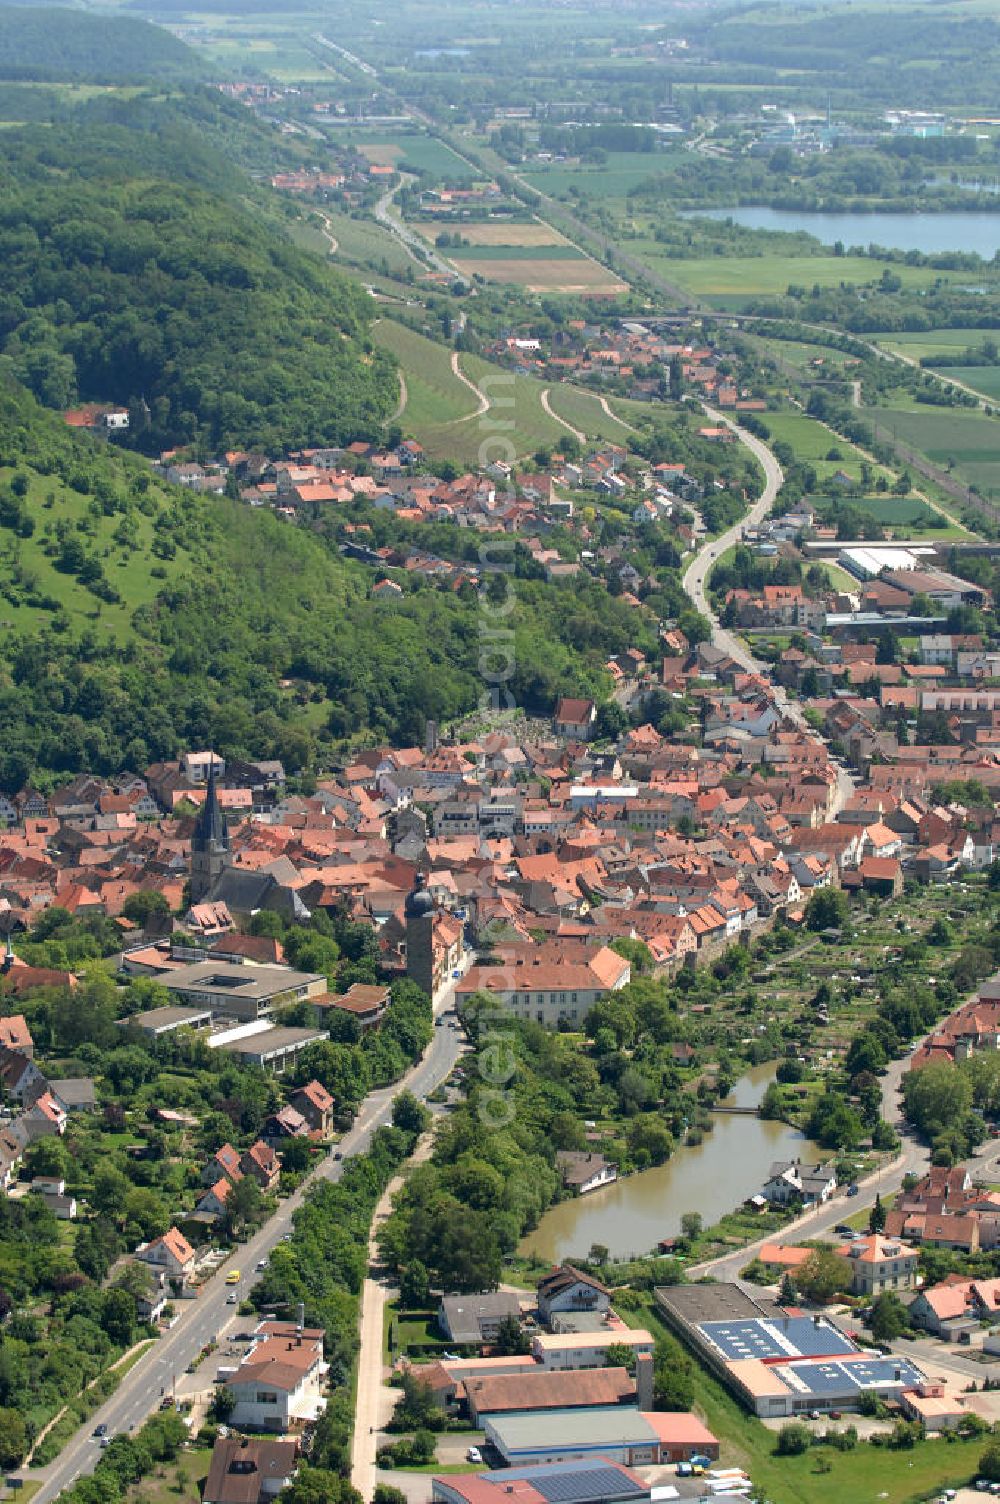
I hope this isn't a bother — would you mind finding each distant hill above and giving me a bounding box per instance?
[0,98,399,452]
[0,5,197,82]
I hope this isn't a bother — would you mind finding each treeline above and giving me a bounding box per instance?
[251,1111,425,1485]
[633,143,999,218]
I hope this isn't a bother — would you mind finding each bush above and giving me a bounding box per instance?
[775,1422,812,1456]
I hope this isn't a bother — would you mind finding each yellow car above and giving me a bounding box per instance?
[225,1270,241,1285]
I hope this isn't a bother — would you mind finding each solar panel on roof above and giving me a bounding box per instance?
[500,1465,646,1504]
[700,1317,854,1363]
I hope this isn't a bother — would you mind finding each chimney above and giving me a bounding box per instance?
[297,1301,305,1334]
[635,1351,654,1410]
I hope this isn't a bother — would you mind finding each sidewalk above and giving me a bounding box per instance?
[351,1129,436,1500]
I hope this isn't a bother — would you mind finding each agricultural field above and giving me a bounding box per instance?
[319,212,415,276]
[519,150,673,203]
[413,219,570,247]
[371,319,568,463]
[0,461,195,639]
[756,336,861,376]
[372,320,480,429]
[181,21,336,82]
[941,365,1000,400]
[371,321,650,463]
[445,244,583,261]
[814,492,964,538]
[763,410,895,486]
[873,327,998,362]
[632,245,960,305]
[448,249,627,293]
[543,384,647,443]
[863,403,1000,499]
[343,131,477,180]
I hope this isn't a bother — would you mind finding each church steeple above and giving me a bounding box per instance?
[190,757,231,903]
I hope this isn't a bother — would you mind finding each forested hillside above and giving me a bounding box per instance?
[0,381,631,789]
[0,6,196,82]
[0,101,398,452]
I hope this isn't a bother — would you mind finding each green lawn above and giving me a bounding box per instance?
[121,1446,212,1504]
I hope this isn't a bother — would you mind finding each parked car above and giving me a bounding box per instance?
[93,1424,108,1439]
[466,1447,482,1464]
[846,1184,860,1197]
[834,1223,853,1235]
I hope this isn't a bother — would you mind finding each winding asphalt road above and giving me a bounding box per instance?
[680,404,784,676]
[24,1018,465,1504]
[679,404,854,815]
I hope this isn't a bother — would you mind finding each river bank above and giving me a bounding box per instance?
[519,1062,823,1263]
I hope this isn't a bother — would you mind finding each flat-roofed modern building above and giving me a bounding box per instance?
[655,1282,928,1418]
[483,1407,718,1468]
[162,961,327,1022]
[120,1005,214,1037]
[213,1026,328,1074]
[530,1328,655,1371]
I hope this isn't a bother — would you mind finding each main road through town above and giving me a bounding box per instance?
[23,996,466,1504]
[681,405,854,817]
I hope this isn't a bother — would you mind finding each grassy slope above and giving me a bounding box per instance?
[544,384,647,442]
[372,321,574,463]
[373,321,480,428]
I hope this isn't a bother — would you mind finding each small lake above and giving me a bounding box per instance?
[682,206,1000,259]
[519,1062,822,1263]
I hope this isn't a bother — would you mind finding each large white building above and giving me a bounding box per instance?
[455,945,629,1028]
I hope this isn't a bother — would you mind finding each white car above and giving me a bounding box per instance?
[466,1447,482,1464]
